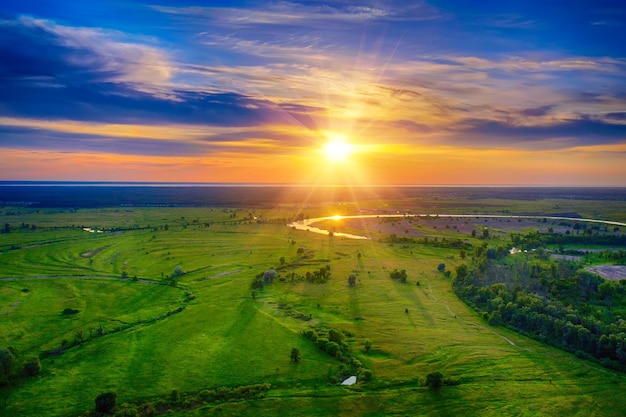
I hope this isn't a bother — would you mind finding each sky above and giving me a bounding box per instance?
[0,0,625,185]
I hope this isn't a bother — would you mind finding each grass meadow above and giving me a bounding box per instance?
[1,203,625,416]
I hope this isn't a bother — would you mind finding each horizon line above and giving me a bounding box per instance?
[1,181,625,188]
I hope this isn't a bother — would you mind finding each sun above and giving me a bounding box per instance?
[323,136,353,162]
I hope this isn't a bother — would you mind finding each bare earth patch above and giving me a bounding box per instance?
[325,216,575,239]
[80,246,111,258]
[206,270,243,280]
[586,265,626,280]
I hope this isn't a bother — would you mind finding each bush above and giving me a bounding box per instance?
[290,347,301,363]
[170,389,180,403]
[426,371,444,391]
[95,392,117,414]
[22,357,41,376]
[389,269,407,283]
[364,340,372,353]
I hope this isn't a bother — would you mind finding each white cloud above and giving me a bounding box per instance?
[17,16,173,87]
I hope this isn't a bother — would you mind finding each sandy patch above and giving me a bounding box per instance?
[586,265,626,280]
[80,246,111,258]
[206,270,243,280]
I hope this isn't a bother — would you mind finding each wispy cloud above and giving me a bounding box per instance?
[152,1,444,27]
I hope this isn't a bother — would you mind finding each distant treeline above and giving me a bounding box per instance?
[385,233,473,250]
[512,230,626,249]
[2,185,626,208]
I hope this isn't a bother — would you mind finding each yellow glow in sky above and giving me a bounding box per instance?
[323,135,353,162]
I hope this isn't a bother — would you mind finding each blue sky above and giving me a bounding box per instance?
[1,0,625,184]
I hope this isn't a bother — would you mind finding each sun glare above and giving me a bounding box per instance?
[324,138,353,162]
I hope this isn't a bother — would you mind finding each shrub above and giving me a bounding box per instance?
[290,347,301,363]
[426,372,444,391]
[95,392,117,414]
[170,389,180,403]
[364,340,372,353]
[22,357,41,376]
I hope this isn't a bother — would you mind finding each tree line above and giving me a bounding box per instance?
[453,249,626,371]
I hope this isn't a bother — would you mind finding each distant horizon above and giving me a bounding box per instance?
[1,180,625,189]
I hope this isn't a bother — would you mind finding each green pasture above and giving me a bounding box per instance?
[0,206,625,416]
[0,278,185,354]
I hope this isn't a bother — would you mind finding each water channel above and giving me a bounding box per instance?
[287,214,626,240]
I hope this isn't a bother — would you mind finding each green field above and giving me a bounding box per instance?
[1,203,626,416]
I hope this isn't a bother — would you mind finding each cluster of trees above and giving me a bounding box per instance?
[389,269,408,283]
[424,371,459,390]
[305,265,331,284]
[0,347,41,387]
[385,234,473,250]
[454,250,626,370]
[596,249,626,265]
[512,230,626,250]
[251,269,277,289]
[301,327,371,382]
[86,384,272,416]
[253,266,331,289]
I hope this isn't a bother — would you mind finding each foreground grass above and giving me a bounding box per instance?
[0,207,625,416]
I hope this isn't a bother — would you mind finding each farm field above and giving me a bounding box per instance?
[1,188,626,416]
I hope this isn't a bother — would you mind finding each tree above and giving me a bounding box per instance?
[173,265,184,276]
[471,229,477,238]
[455,264,468,280]
[348,274,357,287]
[290,347,301,363]
[0,347,18,384]
[280,256,286,266]
[95,392,117,414]
[364,340,372,353]
[426,371,444,391]
[390,269,407,283]
[263,269,277,284]
[22,357,41,376]
[437,263,446,272]
[170,389,180,403]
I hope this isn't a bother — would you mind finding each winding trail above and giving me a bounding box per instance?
[288,214,626,239]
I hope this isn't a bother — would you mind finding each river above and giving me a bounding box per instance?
[287,214,626,240]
